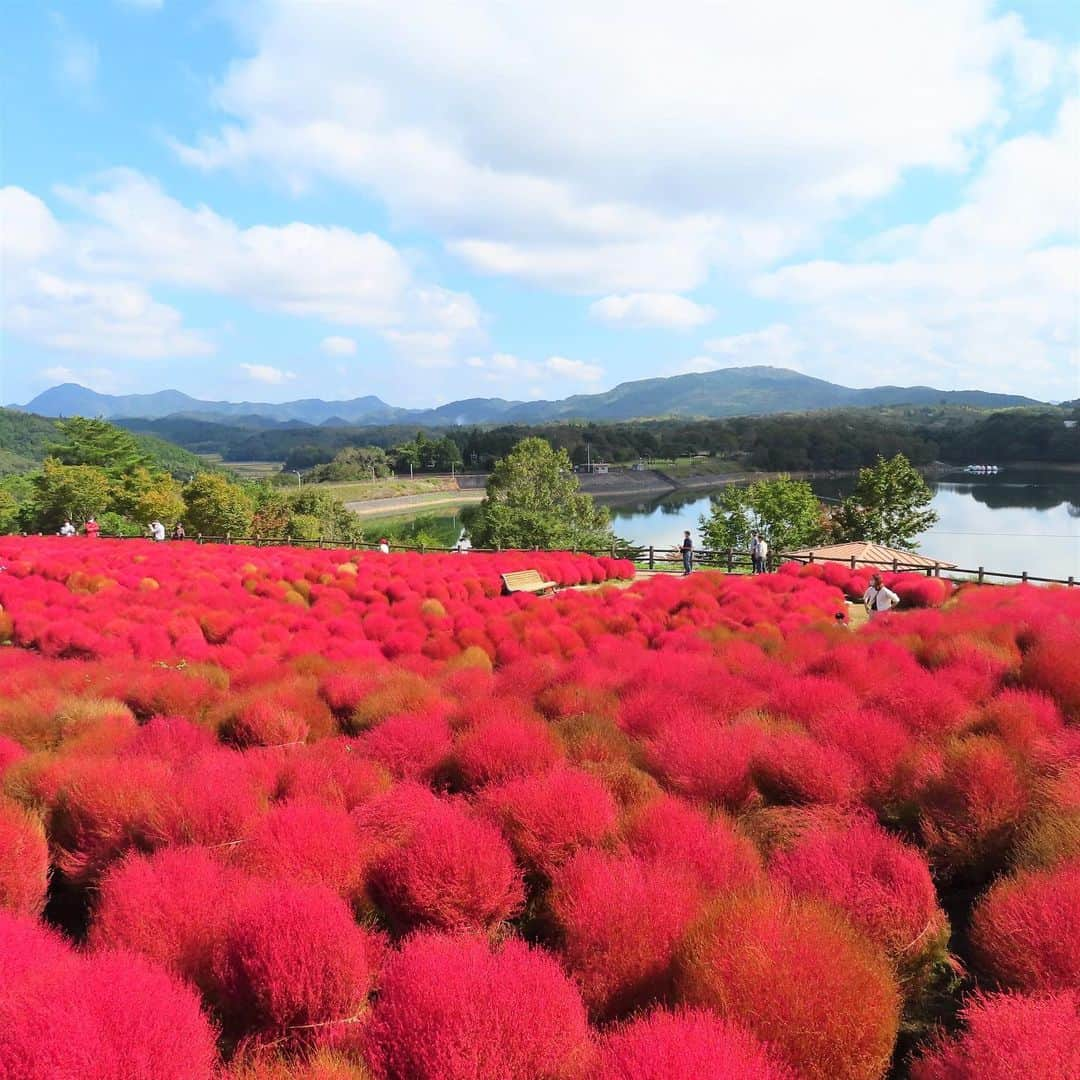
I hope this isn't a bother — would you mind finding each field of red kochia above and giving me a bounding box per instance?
[0,536,1077,1079]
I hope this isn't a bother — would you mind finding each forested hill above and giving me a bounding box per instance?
[0,408,206,478]
[20,367,1041,425]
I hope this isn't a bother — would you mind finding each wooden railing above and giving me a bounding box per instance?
[93,533,1077,588]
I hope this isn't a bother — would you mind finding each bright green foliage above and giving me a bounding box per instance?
[111,467,187,527]
[288,488,364,543]
[467,437,612,550]
[30,459,113,530]
[830,453,938,549]
[393,431,463,472]
[306,445,393,483]
[699,474,826,554]
[0,487,19,533]
[48,417,149,477]
[251,485,292,536]
[182,473,255,538]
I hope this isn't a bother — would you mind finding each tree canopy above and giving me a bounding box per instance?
[466,437,612,550]
[829,453,939,549]
[699,475,827,554]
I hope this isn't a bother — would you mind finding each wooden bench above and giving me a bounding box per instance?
[501,569,558,596]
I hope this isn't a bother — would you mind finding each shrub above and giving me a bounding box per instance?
[0,912,220,1080]
[586,1006,797,1080]
[369,804,524,934]
[674,890,901,1080]
[0,799,48,916]
[364,932,590,1080]
[90,845,255,992]
[1022,623,1080,719]
[478,766,619,876]
[548,849,705,1019]
[210,882,376,1045]
[771,815,948,979]
[622,795,761,893]
[450,709,563,788]
[910,990,1080,1080]
[918,737,1029,878]
[969,858,1080,992]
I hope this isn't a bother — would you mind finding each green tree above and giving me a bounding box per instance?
[111,467,186,526]
[251,485,292,536]
[467,437,612,550]
[0,487,18,533]
[830,453,938,549]
[699,474,826,554]
[288,488,364,543]
[182,473,254,537]
[48,417,148,477]
[29,459,112,531]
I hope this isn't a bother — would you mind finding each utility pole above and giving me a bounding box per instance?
[293,470,302,488]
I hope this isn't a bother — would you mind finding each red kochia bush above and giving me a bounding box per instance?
[675,890,901,1080]
[0,799,48,916]
[587,1006,797,1080]
[369,803,524,933]
[1022,622,1080,719]
[771,815,948,977]
[450,709,563,788]
[90,845,255,992]
[0,912,219,1080]
[622,795,761,893]
[364,932,590,1080]
[478,765,619,876]
[548,849,705,1019]
[910,990,1080,1080]
[969,858,1080,992]
[210,882,376,1044]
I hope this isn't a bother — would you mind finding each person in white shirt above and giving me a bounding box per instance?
[863,573,900,615]
[149,520,166,542]
[58,520,76,537]
[456,529,472,554]
[378,537,391,554]
[756,535,769,574]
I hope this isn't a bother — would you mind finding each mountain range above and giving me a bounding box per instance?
[17,367,1042,427]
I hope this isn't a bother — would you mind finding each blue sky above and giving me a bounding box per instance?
[2,1,1077,408]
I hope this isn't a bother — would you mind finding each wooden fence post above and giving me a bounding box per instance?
[648,545,654,570]
[226,533,232,545]
[1021,571,1028,584]
[978,567,984,584]
[850,555,856,570]
[726,548,733,573]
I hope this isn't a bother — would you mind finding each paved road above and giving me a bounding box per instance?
[344,491,484,518]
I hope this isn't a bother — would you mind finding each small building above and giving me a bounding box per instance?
[783,541,955,571]
[576,462,610,474]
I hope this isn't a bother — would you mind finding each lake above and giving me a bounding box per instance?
[602,467,1080,582]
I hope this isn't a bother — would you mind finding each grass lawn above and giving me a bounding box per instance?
[318,476,461,502]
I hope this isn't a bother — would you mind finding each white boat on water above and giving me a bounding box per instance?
[963,464,1000,474]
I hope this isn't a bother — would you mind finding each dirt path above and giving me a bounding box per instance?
[344,491,484,518]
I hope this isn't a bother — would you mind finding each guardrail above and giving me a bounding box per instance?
[90,533,1077,587]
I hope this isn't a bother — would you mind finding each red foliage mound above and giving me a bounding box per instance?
[90,845,256,991]
[0,799,48,916]
[478,765,618,876]
[771,815,948,976]
[210,882,376,1045]
[910,990,1080,1080]
[622,795,761,893]
[674,890,901,1080]
[1022,623,1080,719]
[586,1006,797,1080]
[364,932,590,1080]
[0,912,219,1080]
[369,802,524,933]
[969,858,1080,992]
[450,707,563,788]
[548,849,705,1019]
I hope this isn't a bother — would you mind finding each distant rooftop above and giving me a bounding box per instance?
[784,541,955,569]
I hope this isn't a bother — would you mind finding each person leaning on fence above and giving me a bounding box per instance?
[680,530,693,575]
[148,520,166,542]
[863,573,900,616]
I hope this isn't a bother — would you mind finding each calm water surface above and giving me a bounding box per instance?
[602,467,1080,581]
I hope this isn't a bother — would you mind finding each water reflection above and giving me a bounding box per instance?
[601,467,1080,580]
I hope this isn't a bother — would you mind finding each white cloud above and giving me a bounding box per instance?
[2,172,482,367]
[239,363,296,384]
[749,98,1080,399]
[41,365,118,391]
[176,0,1059,292]
[674,356,724,375]
[320,335,357,356]
[465,353,605,385]
[50,14,98,97]
[590,292,713,329]
[704,324,801,363]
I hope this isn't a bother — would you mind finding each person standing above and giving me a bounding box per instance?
[680,530,693,576]
[456,529,472,554]
[171,522,186,540]
[59,520,76,537]
[378,537,391,554]
[863,573,900,616]
[750,532,762,573]
[756,534,769,574]
[83,517,101,539]
[149,520,166,542]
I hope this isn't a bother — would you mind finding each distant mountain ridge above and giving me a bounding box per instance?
[19,368,1042,427]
